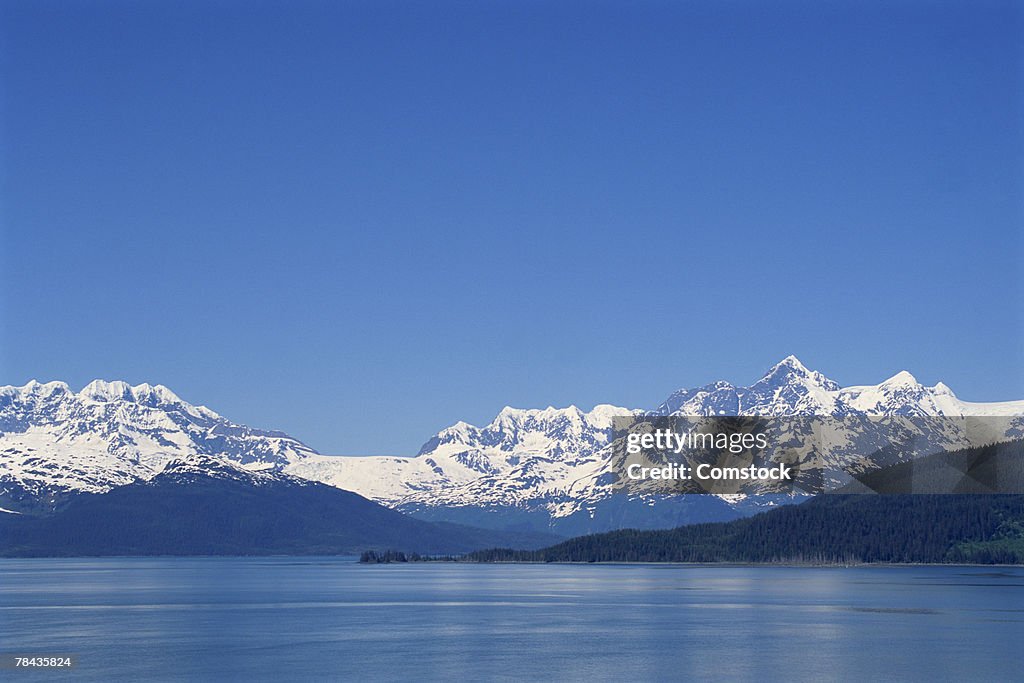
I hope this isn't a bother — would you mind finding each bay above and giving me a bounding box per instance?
[1,559,1020,681]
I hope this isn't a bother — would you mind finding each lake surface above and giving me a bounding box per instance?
[0,559,1021,681]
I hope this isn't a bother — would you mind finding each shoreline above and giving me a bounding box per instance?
[0,554,1020,568]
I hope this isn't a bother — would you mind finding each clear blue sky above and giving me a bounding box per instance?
[2,1,1021,454]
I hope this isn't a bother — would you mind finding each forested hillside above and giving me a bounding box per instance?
[467,494,1024,564]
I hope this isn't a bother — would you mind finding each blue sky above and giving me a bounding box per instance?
[2,1,1021,454]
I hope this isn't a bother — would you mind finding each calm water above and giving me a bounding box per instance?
[0,559,1021,681]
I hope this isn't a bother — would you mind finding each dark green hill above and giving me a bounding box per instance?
[467,494,1024,564]
[467,440,1024,565]
[0,459,559,556]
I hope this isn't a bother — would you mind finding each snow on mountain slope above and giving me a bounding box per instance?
[653,356,1024,418]
[2,358,1023,524]
[156,453,310,488]
[289,356,1024,521]
[286,404,635,508]
[0,380,317,509]
[656,356,843,416]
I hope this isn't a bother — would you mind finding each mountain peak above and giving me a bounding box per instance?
[160,453,242,475]
[130,383,184,406]
[758,356,838,391]
[80,380,135,402]
[157,454,287,487]
[14,380,71,396]
[761,355,815,379]
[775,355,808,372]
[75,380,194,409]
[881,370,919,387]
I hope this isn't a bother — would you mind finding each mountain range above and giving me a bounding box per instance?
[2,356,1023,537]
[0,453,557,556]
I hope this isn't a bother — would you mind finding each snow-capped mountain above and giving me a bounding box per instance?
[657,356,1023,418]
[0,380,317,510]
[155,453,312,488]
[286,404,635,511]
[288,356,1024,532]
[2,358,1022,532]
[0,451,560,556]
